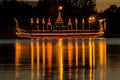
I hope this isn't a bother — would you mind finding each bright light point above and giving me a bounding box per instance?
[89,16,95,23]
[58,6,63,10]
[89,17,95,20]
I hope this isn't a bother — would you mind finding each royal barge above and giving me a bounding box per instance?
[15,6,106,38]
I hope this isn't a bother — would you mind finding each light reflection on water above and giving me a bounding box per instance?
[0,38,120,80]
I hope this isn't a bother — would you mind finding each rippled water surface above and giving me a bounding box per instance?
[0,38,120,80]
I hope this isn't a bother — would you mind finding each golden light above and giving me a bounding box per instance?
[15,40,21,78]
[89,16,95,23]
[42,39,45,77]
[58,6,63,11]
[82,39,85,67]
[75,39,78,67]
[89,38,92,68]
[47,41,52,69]
[30,18,34,24]
[58,38,63,80]
[36,18,39,24]
[31,39,34,80]
[36,39,40,80]
[68,39,73,68]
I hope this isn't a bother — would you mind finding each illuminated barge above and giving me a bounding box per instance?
[15,6,106,38]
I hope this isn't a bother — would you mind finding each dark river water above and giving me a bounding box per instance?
[0,38,120,80]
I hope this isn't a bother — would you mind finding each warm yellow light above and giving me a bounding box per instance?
[99,39,103,66]
[58,38,63,80]
[31,39,34,80]
[42,39,45,77]
[30,18,34,24]
[15,40,21,78]
[75,39,78,67]
[82,39,85,67]
[89,16,95,23]
[68,40,73,68]
[89,38,92,68]
[58,6,63,10]
[36,39,40,80]
[47,41,52,69]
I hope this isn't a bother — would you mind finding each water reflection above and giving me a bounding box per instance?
[15,38,106,80]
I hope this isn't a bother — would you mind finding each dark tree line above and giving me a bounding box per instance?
[103,5,120,37]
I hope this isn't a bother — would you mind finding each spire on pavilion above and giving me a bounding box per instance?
[55,6,64,27]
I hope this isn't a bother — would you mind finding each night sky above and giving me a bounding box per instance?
[96,0,120,11]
